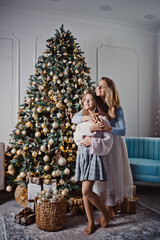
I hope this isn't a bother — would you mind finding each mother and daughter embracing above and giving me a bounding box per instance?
[72,76,133,235]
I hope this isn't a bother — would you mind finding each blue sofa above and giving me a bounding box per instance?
[125,137,160,183]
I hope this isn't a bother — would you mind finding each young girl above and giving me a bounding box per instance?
[74,91,113,235]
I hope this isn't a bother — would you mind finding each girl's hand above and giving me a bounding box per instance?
[80,137,92,146]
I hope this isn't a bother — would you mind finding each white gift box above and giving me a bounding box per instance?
[28,179,57,210]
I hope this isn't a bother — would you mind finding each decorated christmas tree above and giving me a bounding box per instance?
[5,25,94,197]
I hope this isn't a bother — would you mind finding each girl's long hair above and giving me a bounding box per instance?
[81,91,108,117]
[101,77,120,119]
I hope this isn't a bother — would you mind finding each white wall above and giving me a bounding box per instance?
[0,5,159,145]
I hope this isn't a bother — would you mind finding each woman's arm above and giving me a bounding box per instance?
[72,110,99,124]
[110,107,126,136]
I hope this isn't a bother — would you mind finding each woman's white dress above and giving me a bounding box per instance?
[93,135,133,206]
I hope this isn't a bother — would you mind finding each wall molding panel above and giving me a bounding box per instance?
[97,44,139,136]
[0,30,20,144]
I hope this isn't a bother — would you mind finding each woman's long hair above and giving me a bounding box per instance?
[81,91,108,117]
[101,77,120,119]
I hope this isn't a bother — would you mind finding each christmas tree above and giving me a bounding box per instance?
[5,25,94,196]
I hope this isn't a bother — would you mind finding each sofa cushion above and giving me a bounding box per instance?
[129,158,159,176]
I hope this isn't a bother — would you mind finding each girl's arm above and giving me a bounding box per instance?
[72,110,83,124]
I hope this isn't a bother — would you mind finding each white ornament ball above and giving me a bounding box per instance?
[59,179,65,185]
[11,148,17,154]
[58,157,67,166]
[43,127,49,134]
[43,155,50,162]
[52,122,59,129]
[50,129,55,133]
[44,165,50,171]
[37,106,43,113]
[70,176,77,183]
[57,113,62,118]
[64,168,70,175]
[51,171,57,178]
[22,130,27,136]
[40,145,46,152]
[56,169,61,177]
[20,171,26,178]
[48,138,54,145]
[6,185,12,192]
[66,122,70,127]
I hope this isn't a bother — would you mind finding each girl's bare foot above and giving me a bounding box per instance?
[99,216,110,228]
[84,224,96,235]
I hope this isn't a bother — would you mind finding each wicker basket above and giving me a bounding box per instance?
[35,197,66,231]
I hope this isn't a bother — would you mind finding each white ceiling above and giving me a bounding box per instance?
[1,0,160,30]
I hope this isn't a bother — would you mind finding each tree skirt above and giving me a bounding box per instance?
[1,203,160,240]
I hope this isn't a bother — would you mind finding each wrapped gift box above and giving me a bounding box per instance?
[69,196,85,215]
[28,177,56,211]
[121,198,137,214]
[14,207,35,225]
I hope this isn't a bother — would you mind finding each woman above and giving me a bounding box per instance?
[72,76,133,218]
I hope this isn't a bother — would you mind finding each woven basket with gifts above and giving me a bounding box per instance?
[34,189,67,232]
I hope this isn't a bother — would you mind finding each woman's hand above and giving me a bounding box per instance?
[82,113,99,123]
[80,137,92,146]
[90,118,112,132]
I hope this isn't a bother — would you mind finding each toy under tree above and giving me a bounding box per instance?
[5,24,94,198]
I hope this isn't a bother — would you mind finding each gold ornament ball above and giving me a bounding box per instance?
[17,149,22,156]
[16,129,21,135]
[51,170,57,178]
[32,151,38,158]
[35,131,41,137]
[23,145,28,151]
[8,169,15,175]
[44,165,50,171]
[25,121,32,128]
[43,127,49,134]
[8,164,14,170]
[6,185,12,192]
[41,123,46,128]
[22,130,27,135]
[72,143,76,148]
